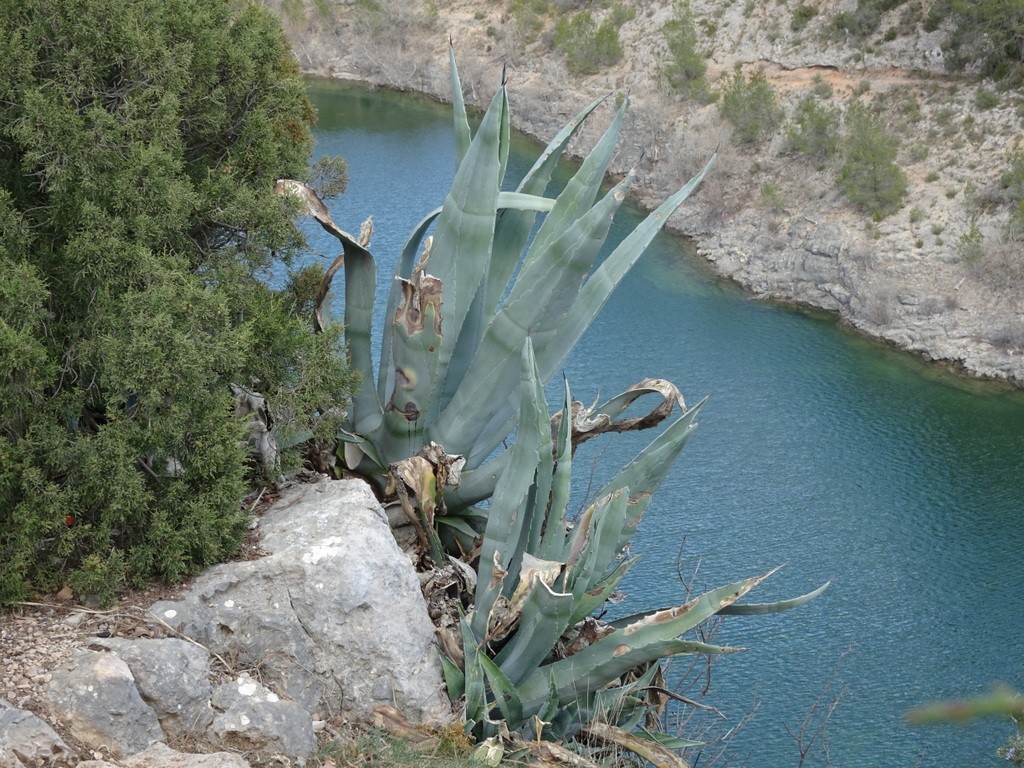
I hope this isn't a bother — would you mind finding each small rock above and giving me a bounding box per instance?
[210,674,315,758]
[45,650,163,758]
[0,699,71,765]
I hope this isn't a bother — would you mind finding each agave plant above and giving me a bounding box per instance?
[440,340,827,764]
[279,48,714,554]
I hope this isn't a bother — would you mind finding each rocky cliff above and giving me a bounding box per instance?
[273,0,1024,388]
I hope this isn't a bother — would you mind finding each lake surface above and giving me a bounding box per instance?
[305,79,1024,767]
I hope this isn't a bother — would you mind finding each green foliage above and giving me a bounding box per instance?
[934,0,1024,84]
[609,1,636,25]
[509,0,550,42]
[826,0,905,39]
[661,0,712,102]
[0,0,357,603]
[760,182,786,212]
[957,225,985,263]
[444,343,826,754]
[838,106,908,218]
[552,11,623,75]
[288,47,714,557]
[976,88,1000,109]
[784,96,841,160]
[791,3,818,30]
[811,74,835,99]
[718,68,784,146]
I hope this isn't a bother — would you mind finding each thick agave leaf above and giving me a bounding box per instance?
[382,267,444,459]
[533,155,717,387]
[493,578,574,685]
[434,170,636,464]
[564,489,629,598]
[384,191,554,413]
[471,340,549,639]
[716,580,831,615]
[566,557,637,627]
[440,652,465,701]
[376,84,508,462]
[449,43,471,166]
[483,95,608,318]
[274,179,381,432]
[522,98,627,272]
[461,615,487,728]
[377,208,440,404]
[424,86,507,411]
[514,574,770,717]
[592,398,706,555]
[479,652,524,726]
[538,379,575,562]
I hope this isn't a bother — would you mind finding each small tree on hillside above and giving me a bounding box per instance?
[785,96,841,162]
[0,0,357,604]
[719,67,784,146]
[838,105,908,219]
[662,0,712,102]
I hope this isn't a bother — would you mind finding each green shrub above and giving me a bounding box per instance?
[661,0,712,102]
[510,0,550,42]
[0,0,357,604]
[784,96,841,159]
[976,88,1000,109]
[552,11,622,75]
[940,0,1024,84]
[957,225,985,264]
[811,74,835,99]
[760,182,786,212]
[609,1,635,25]
[791,2,818,30]
[838,105,908,218]
[719,67,784,145]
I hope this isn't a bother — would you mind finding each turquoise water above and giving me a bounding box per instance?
[305,80,1024,767]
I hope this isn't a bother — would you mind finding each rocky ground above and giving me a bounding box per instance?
[0,480,442,768]
[272,0,1024,388]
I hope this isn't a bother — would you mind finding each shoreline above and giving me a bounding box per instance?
[286,4,1024,390]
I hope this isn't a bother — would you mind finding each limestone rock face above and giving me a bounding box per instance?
[176,478,449,723]
[0,699,70,766]
[44,650,163,758]
[88,638,214,739]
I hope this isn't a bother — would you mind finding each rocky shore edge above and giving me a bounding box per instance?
[276,0,1024,390]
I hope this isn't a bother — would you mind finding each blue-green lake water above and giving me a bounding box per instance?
[305,80,1024,767]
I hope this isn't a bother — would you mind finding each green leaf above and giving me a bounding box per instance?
[449,43,471,167]
[471,339,548,639]
[515,574,770,717]
[479,652,524,726]
[718,580,830,614]
[494,578,574,685]
[435,171,635,464]
[440,652,465,702]
[461,615,487,725]
[533,155,717,386]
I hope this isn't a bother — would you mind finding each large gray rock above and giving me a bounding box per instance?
[76,741,250,768]
[170,478,448,723]
[44,650,163,758]
[0,699,70,766]
[88,638,214,738]
[209,674,314,758]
